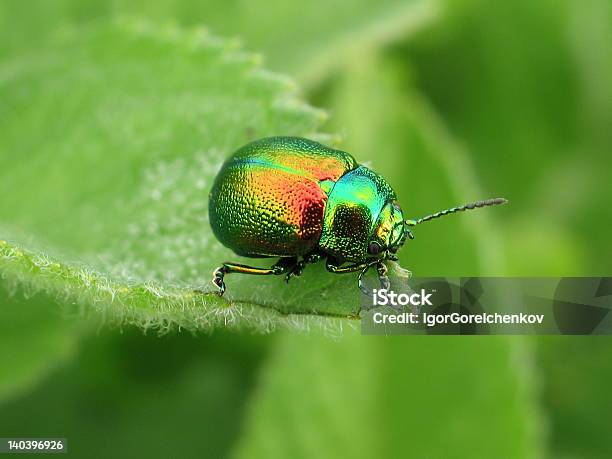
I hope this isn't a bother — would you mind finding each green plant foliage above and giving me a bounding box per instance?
[1,0,611,457]
[400,0,612,275]
[537,337,612,458]
[0,328,270,458]
[231,52,542,459]
[398,1,612,455]
[0,18,377,331]
[0,0,440,86]
[234,330,542,459]
[0,285,81,403]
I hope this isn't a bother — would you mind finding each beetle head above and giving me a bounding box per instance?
[364,198,508,264]
[367,201,406,261]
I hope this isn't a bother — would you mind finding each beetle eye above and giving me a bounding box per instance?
[368,241,382,255]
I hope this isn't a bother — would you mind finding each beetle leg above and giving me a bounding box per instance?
[303,252,323,264]
[284,263,303,283]
[376,261,391,291]
[325,259,371,274]
[274,257,304,283]
[212,261,288,296]
[283,252,325,283]
[325,259,390,295]
[358,263,375,295]
[358,260,387,295]
[325,259,371,294]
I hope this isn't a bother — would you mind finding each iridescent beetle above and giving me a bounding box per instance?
[209,137,506,295]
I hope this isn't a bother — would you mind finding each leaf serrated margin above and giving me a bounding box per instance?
[0,240,354,335]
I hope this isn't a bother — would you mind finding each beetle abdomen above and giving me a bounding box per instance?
[209,137,357,257]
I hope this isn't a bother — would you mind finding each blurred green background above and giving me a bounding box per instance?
[1,0,611,457]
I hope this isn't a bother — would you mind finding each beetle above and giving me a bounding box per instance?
[209,136,506,295]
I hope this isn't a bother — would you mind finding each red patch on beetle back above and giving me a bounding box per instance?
[210,165,328,257]
[209,137,359,257]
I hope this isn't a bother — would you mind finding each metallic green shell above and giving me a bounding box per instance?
[209,137,357,257]
[319,166,398,262]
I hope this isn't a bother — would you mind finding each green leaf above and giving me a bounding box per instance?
[0,18,377,332]
[233,330,543,459]
[0,284,81,403]
[169,0,440,87]
[0,328,271,458]
[531,4,612,456]
[400,0,612,275]
[537,337,612,458]
[0,0,440,86]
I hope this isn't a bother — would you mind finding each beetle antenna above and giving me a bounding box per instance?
[405,198,508,226]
